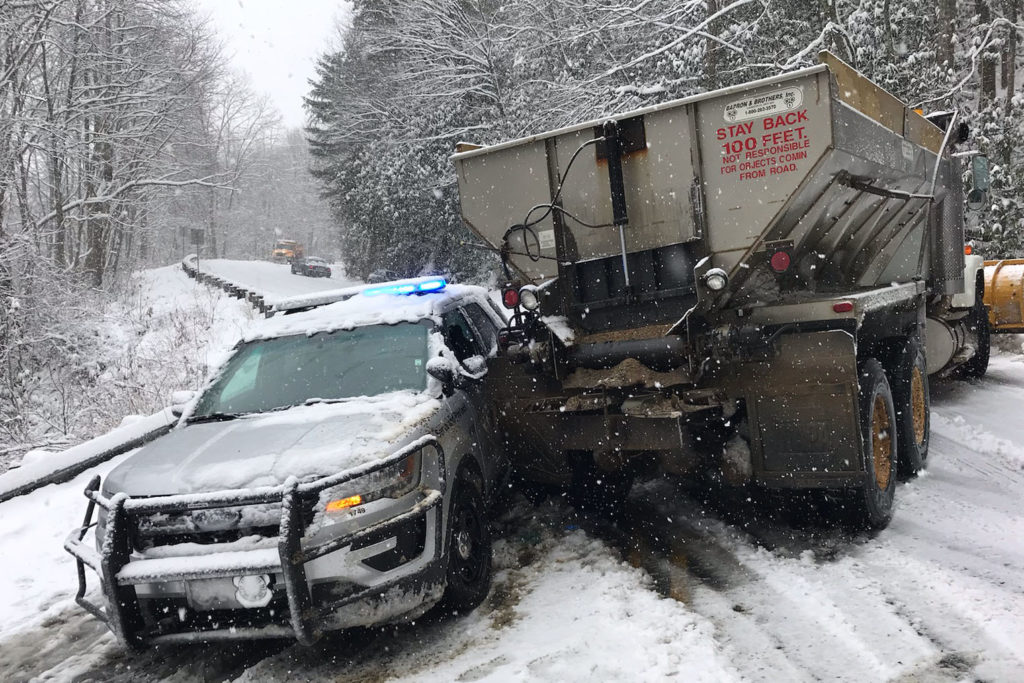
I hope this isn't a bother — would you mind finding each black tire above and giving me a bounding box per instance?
[888,338,930,477]
[958,274,990,379]
[848,358,897,530]
[438,471,492,613]
[568,452,634,516]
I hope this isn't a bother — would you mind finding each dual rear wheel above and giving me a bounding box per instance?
[851,340,930,530]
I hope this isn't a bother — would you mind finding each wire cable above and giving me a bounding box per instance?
[501,135,614,270]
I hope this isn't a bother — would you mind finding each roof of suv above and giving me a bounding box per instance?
[247,278,492,343]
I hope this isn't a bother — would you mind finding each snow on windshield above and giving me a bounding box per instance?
[193,322,430,417]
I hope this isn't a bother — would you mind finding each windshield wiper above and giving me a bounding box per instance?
[303,397,352,406]
[187,412,243,424]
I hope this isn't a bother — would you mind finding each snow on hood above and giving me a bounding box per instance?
[103,392,440,496]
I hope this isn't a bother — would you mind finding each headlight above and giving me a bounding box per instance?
[703,268,728,292]
[519,285,541,311]
[322,453,420,515]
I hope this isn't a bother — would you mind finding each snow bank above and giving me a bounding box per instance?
[0,452,134,640]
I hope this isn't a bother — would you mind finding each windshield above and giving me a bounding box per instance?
[192,322,429,418]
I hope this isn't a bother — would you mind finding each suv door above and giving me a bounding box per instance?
[439,306,507,497]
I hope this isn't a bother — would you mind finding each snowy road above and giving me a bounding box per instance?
[2,261,1023,682]
[199,258,359,303]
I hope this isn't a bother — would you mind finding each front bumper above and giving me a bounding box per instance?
[64,437,444,647]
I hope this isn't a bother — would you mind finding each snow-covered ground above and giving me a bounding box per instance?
[2,260,1023,682]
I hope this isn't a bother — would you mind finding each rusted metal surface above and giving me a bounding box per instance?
[983,259,1024,332]
[562,358,691,390]
[871,394,893,490]
[577,323,674,345]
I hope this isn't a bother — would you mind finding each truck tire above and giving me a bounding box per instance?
[438,471,492,613]
[888,339,929,477]
[958,275,990,379]
[849,358,897,530]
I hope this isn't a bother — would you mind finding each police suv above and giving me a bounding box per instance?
[65,277,509,647]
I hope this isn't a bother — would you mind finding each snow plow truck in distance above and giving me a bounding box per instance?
[451,51,991,530]
[271,239,304,263]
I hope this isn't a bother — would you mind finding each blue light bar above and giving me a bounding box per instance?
[362,278,447,297]
[417,279,446,293]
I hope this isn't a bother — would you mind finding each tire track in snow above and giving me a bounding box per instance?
[607,377,1024,683]
[613,489,942,682]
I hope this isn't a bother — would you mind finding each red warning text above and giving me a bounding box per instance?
[717,109,811,181]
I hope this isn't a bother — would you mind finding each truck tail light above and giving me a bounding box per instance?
[833,301,854,313]
[769,250,792,273]
[502,287,520,309]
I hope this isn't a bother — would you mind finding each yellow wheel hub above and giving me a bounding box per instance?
[872,395,893,490]
[911,367,926,446]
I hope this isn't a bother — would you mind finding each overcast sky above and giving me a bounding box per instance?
[194,0,350,128]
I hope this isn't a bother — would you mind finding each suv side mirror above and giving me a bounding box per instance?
[461,355,487,376]
[426,357,457,396]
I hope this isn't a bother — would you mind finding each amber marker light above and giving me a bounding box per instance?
[325,495,362,512]
[964,244,973,255]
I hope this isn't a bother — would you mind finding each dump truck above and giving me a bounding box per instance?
[271,239,304,263]
[451,52,991,529]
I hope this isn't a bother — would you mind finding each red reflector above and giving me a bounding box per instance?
[502,288,520,309]
[833,302,854,313]
[769,250,791,273]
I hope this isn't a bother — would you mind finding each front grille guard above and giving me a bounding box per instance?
[64,436,443,647]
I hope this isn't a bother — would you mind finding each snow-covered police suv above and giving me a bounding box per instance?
[65,277,509,647]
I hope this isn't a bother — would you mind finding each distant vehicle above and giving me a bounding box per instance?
[291,256,332,278]
[271,240,304,263]
[367,268,400,283]
[65,277,510,648]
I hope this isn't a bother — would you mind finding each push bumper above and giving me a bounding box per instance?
[64,436,444,647]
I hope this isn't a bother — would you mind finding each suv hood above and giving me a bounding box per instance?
[104,395,440,497]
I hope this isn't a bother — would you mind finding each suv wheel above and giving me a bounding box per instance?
[438,471,491,613]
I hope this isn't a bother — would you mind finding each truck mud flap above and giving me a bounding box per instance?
[723,330,864,488]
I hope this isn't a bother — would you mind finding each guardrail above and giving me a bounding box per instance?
[0,408,179,504]
[181,254,272,315]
